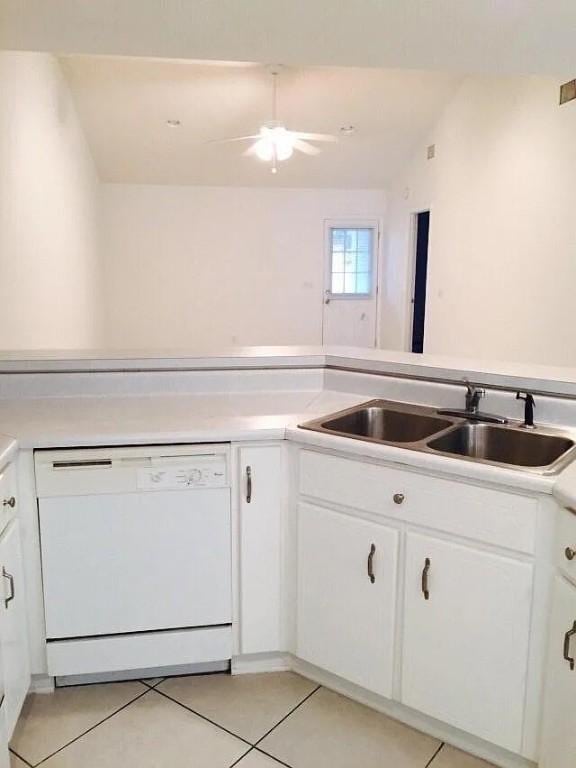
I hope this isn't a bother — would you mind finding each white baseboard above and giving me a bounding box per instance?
[232,652,291,675]
[289,656,536,768]
[29,674,55,694]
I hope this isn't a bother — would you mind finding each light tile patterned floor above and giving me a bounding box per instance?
[10,672,497,768]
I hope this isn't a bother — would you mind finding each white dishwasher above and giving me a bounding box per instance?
[35,444,232,682]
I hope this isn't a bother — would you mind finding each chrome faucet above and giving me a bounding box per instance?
[464,380,485,415]
[438,378,508,424]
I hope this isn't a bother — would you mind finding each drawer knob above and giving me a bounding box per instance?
[2,496,15,508]
[565,547,576,561]
[393,493,405,505]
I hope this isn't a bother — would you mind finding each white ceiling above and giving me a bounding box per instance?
[3,1,576,77]
[60,56,462,187]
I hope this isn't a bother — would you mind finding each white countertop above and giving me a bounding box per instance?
[2,345,576,397]
[0,388,557,494]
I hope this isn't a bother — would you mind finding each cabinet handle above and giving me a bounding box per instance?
[422,558,431,600]
[246,466,252,504]
[563,620,576,670]
[393,493,405,505]
[2,567,14,608]
[565,547,576,561]
[2,497,15,508]
[367,543,376,584]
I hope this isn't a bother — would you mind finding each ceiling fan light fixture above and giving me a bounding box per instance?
[254,126,295,162]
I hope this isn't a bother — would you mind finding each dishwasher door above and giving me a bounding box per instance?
[39,486,232,639]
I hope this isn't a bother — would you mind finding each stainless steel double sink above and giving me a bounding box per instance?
[299,399,576,475]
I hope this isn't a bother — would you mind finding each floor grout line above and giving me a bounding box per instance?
[32,687,152,766]
[9,748,34,767]
[227,746,255,767]
[149,686,254,748]
[253,684,322,748]
[253,746,295,767]
[425,742,446,767]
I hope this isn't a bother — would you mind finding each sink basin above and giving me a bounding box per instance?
[427,423,575,469]
[319,406,453,443]
[299,398,576,474]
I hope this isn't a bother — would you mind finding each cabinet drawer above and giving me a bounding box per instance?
[557,507,576,585]
[300,450,537,553]
[0,462,17,537]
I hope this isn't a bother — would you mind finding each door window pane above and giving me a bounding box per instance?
[331,273,345,294]
[329,227,374,296]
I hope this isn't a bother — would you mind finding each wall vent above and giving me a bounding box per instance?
[560,79,576,105]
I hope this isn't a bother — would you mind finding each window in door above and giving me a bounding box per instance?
[328,227,375,297]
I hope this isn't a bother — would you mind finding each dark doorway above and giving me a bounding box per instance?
[411,211,430,354]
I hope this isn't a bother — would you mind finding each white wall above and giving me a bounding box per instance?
[385,75,576,367]
[0,52,101,349]
[100,185,386,348]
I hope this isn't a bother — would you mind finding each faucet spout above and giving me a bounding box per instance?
[464,380,485,415]
[437,378,508,425]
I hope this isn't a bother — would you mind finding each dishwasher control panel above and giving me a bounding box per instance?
[35,445,230,497]
[137,456,227,490]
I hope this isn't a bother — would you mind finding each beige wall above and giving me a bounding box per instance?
[100,184,386,348]
[384,74,576,367]
[0,52,101,350]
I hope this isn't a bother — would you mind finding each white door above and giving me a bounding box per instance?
[402,532,533,752]
[540,574,576,768]
[0,519,30,740]
[322,222,379,347]
[238,445,282,654]
[39,489,231,638]
[297,502,398,697]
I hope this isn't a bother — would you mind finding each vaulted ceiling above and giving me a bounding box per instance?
[3,1,576,77]
[61,56,462,187]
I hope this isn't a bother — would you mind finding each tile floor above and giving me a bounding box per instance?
[10,672,496,768]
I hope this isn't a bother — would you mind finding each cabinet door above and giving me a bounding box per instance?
[540,574,576,768]
[238,445,282,654]
[402,532,532,753]
[0,519,30,739]
[297,502,399,697]
[0,699,9,768]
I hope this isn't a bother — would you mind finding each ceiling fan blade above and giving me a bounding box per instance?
[205,135,261,145]
[293,131,338,142]
[293,139,321,156]
[243,143,261,157]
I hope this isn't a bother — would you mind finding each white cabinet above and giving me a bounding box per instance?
[402,531,533,753]
[540,574,576,768]
[238,445,283,654]
[297,502,399,697]
[0,646,9,768]
[0,519,30,739]
[0,703,9,768]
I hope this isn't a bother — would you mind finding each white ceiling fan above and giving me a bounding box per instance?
[208,67,338,173]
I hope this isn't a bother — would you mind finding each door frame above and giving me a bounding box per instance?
[322,218,382,347]
[405,208,431,353]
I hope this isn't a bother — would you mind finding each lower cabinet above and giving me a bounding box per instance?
[297,502,399,697]
[0,706,9,768]
[0,519,30,739]
[238,444,283,654]
[402,531,533,753]
[540,574,576,768]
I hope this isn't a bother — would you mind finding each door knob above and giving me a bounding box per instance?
[393,493,405,505]
[565,547,576,561]
[2,496,15,508]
